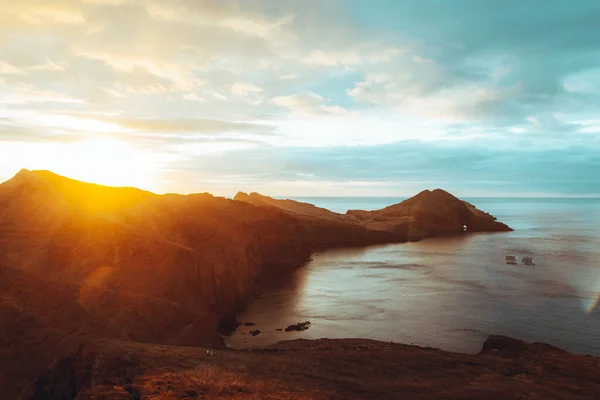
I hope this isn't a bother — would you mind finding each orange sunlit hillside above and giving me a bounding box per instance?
[7,169,156,213]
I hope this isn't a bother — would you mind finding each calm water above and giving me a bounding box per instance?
[226,198,600,355]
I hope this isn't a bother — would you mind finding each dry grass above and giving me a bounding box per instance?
[183,364,264,395]
[136,363,272,399]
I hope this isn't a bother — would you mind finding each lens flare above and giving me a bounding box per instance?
[585,292,600,314]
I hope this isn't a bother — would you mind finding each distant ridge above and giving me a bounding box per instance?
[236,188,511,241]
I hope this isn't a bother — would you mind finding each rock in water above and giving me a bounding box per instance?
[285,321,311,332]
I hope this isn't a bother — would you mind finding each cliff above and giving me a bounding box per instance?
[0,170,312,342]
[0,170,388,398]
[0,170,512,399]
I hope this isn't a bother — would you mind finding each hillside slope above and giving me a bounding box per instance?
[29,336,600,400]
[235,189,512,241]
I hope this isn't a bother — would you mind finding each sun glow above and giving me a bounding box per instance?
[57,140,152,189]
[52,139,155,189]
[0,139,157,190]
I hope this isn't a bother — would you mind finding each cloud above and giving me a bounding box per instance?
[304,50,360,66]
[0,61,25,75]
[112,118,274,135]
[144,1,290,39]
[166,139,600,196]
[78,52,203,91]
[1,1,600,195]
[182,93,206,102]
[0,121,92,143]
[1,84,86,105]
[231,82,263,96]
[273,93,348,116]
[27,58,68,71]
[303,46,402,67]
[20,5,85,25]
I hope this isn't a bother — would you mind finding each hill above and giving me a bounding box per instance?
[235,189,511,241]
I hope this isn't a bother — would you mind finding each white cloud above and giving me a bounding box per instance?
[101,83,169,97]
[1,84,85,105]
[231,82,263,96]
[348,61,522,122]
[145,1,291,39]
[303,47,402,67]
[79,52,203,91]
[272,93,348,116]
[211,92,227,101]
[182,93,206,102]
[0,61,25,75]
[508,127,527,133]
[28,58,68,71]
[101,87,127,98]
[19,5,85,25]
[304,50,359,66]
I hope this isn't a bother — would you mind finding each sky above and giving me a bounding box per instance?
[1,0,599,197]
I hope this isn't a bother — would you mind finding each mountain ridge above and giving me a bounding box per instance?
[235,188,512,241]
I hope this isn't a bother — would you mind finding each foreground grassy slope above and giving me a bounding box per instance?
[30,336,600,400]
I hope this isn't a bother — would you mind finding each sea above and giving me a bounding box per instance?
[225,197,600,356]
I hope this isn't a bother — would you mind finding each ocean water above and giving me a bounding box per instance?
[226,197,600,355]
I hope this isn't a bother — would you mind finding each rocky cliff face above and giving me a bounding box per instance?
[0,170,395,398]
[0,170,336,340]
[0,171,512,399]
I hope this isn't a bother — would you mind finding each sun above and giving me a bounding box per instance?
[51,139,155,189]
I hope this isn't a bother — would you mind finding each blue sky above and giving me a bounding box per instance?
[0,0,599,196]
